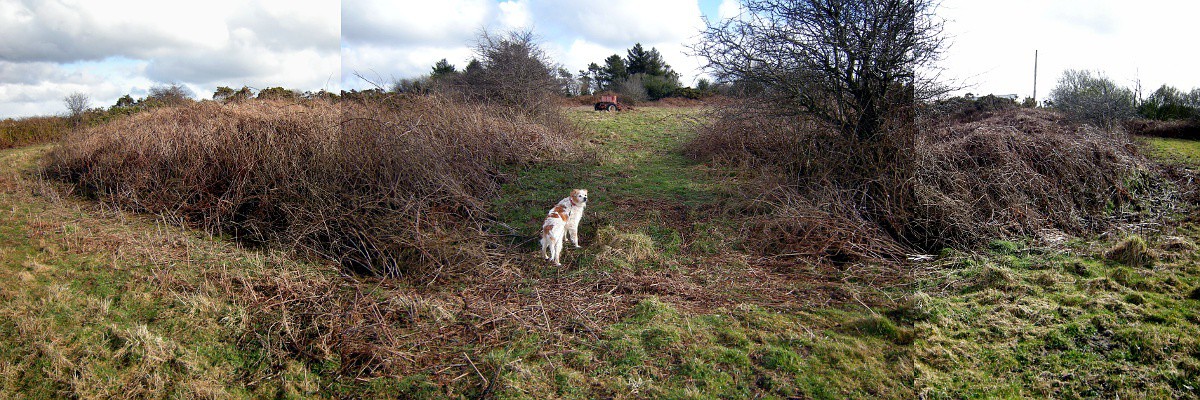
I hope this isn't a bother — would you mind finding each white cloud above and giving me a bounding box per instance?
[498,0,532,30]
[0,0,339,118]
[717,0,741,20]
[560,39,619,71]
[341,0,491,46]
[939,0,1200,100]
[341,43,474,89]
[524,0,703,47]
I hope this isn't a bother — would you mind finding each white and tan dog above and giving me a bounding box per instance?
[555,189,588,248]
[540,204,569,266]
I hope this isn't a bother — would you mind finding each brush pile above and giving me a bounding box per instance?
[688,105,1154,261]
[45,95,580,277]
[908,108,1148,248]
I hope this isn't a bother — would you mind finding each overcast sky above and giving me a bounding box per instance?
[1,0,1197,119]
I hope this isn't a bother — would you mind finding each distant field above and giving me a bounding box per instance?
[1141,136,1200,165]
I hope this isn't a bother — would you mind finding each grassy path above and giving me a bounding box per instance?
[493,106,724,234]
[481,107,918,398]
[492,106,740,272]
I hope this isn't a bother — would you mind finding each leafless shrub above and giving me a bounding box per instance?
[439,30,562,124]
[694,0,948,140]
[63,92,90,127]
[146,83,194,106]
[1050,69,1135,130]
[45,95,580,278]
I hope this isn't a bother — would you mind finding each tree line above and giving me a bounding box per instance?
[1049,70,1200,129]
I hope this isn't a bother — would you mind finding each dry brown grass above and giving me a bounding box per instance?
[909,108,1149,248]
[44,95,581,278]
[687,105,1154,261]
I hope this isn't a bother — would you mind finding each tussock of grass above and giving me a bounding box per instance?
[1104,234,1155,268]
[594,225,657,267]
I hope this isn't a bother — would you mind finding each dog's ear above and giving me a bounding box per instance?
[570,189,580,197]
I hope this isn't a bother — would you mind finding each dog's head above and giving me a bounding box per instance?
[569,189,588,205]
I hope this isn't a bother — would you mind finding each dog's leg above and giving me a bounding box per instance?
[568,224,582,248]
[553,238,564,266]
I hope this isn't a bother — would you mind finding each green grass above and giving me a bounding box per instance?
[0,146,316,398]
[492,107,738,269]
[909,139,1200,398]
[914,238,1200,398]
[476,298,914,399]
[1141,136,1200,165]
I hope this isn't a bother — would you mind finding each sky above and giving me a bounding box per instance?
[1,0,1198,119]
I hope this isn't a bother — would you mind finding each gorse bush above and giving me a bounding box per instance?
[1,116,68,149]
[46,95,580,277]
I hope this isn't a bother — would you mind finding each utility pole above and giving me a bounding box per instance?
[1032,50,1038,105]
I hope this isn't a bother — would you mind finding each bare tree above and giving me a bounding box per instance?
[693,0,947,140]
[458,30,560,118]
[63,92,90,127]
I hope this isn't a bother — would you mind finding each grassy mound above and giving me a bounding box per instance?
[45,96,580,278]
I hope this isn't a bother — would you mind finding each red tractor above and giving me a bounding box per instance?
[593,95,626,111]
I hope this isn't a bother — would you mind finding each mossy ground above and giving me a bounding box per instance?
[915,233,1200,398]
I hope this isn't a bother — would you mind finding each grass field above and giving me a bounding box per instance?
[1,108,1198,398]
[1142,136,1200,166]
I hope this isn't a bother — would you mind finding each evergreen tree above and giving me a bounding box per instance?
[430,58,457,79]
[602,55,627,88]
[625,43,669,77]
